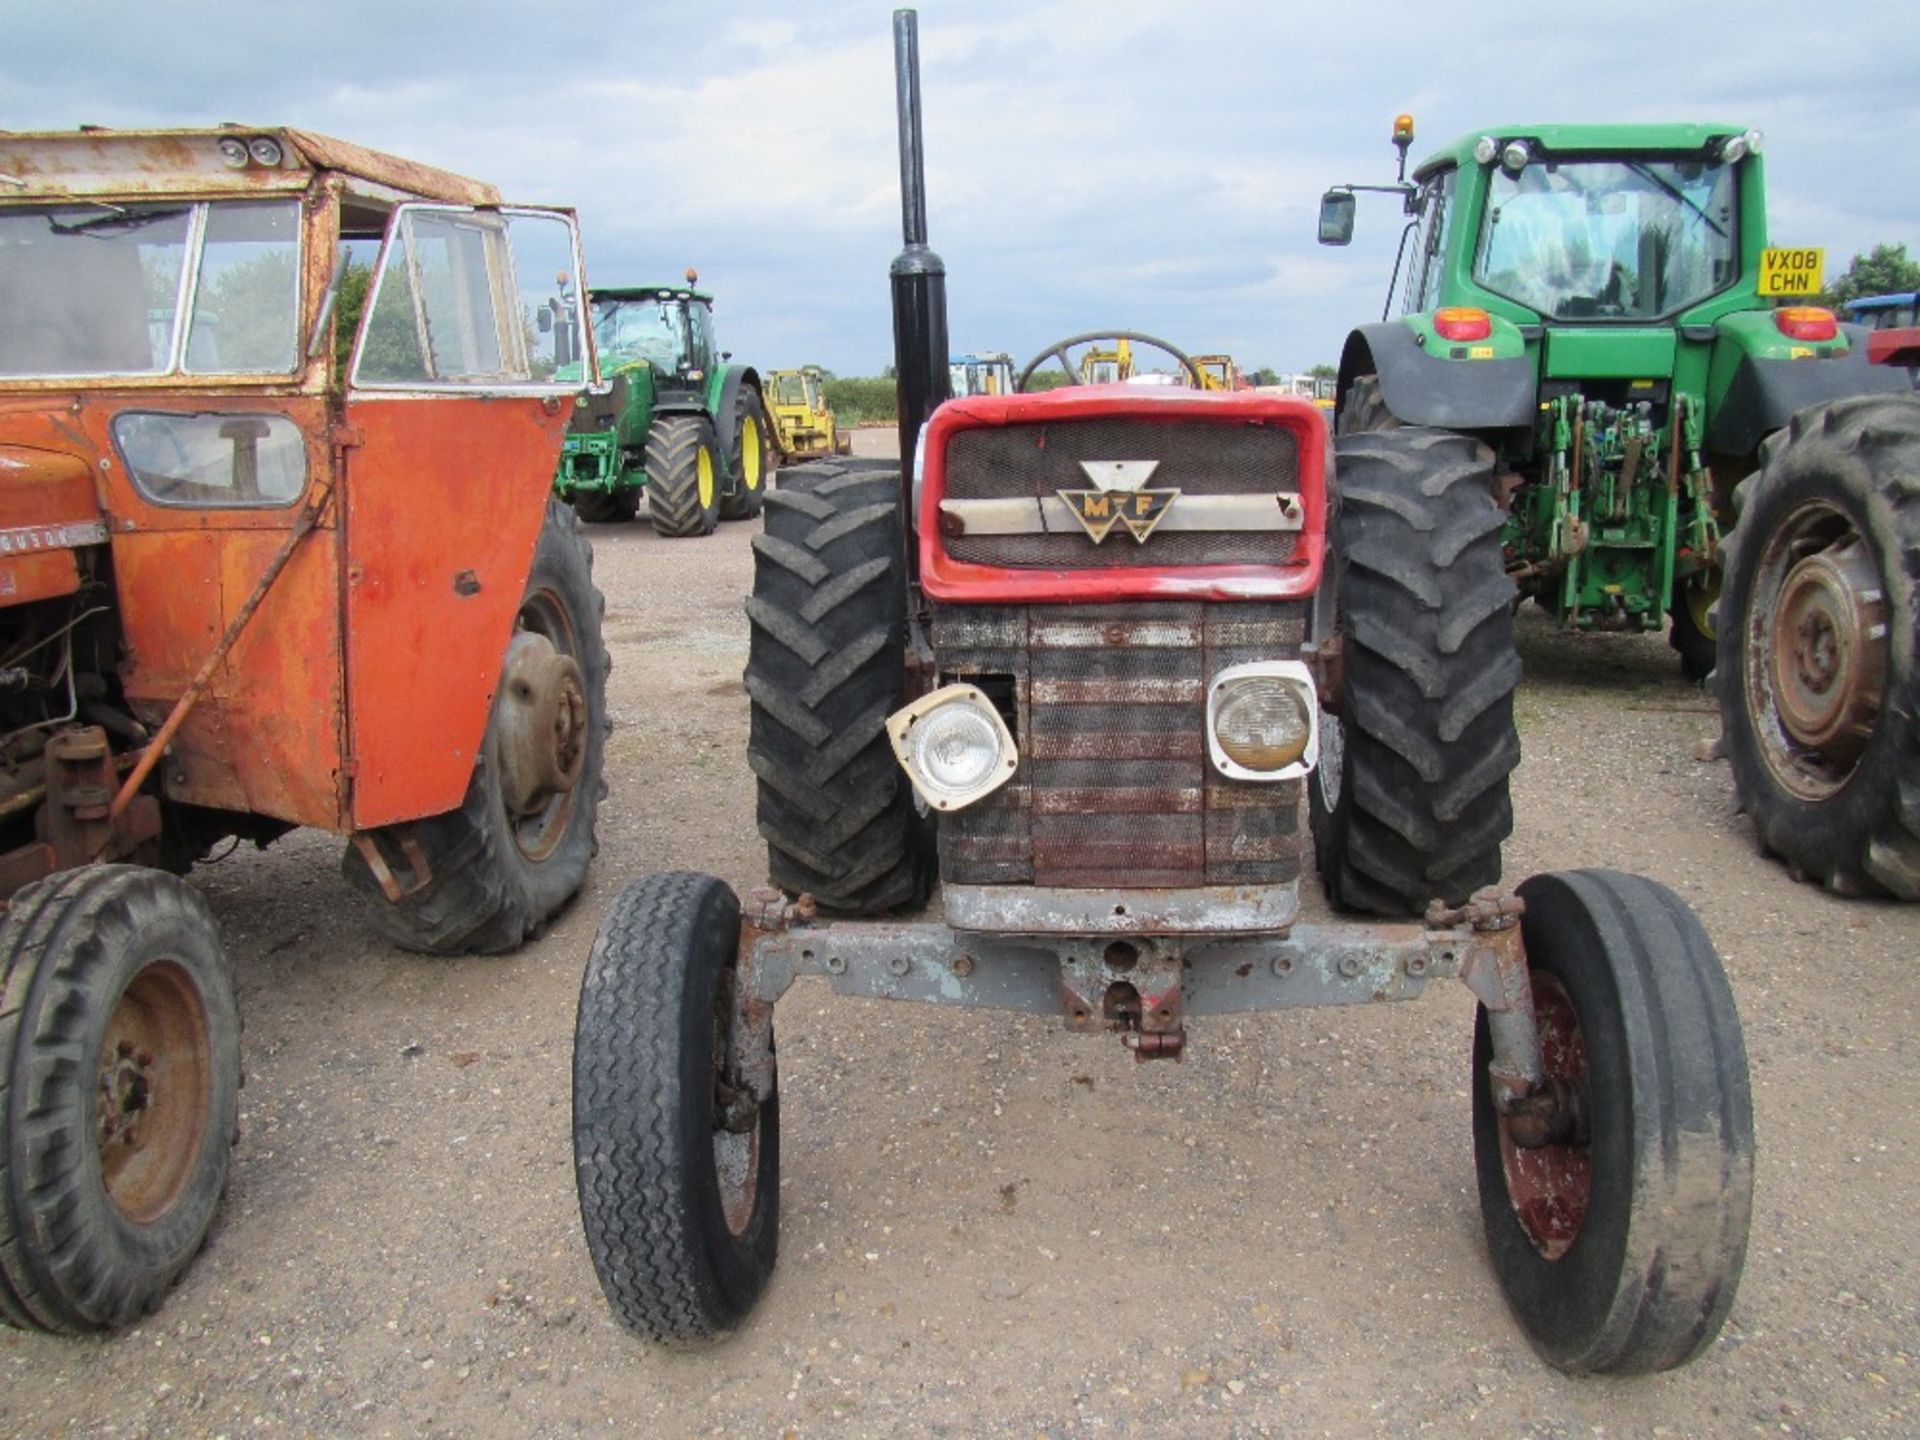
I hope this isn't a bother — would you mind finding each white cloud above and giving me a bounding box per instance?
[3,0,1916,375]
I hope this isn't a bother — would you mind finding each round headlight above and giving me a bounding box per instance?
[1473,135,1499,165]
[1501,140,1531,173]
[906,701,1005,803]
[1743,127,1764,156]
[1214,677,1311,772]
[1720,135,1748,164]
[217,137,250,169]
[248,136,285,168]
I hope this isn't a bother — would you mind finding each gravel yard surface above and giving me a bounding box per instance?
[3,429,1914,1438]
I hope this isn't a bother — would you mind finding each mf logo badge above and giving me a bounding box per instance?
[1058,460,1180,544]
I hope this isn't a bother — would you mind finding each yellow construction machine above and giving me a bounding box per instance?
[764,367,850,463]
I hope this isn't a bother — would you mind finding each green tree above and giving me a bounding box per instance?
[1248,367,1280,387]
[1822,242,1920,308]
[1309,362,1337,380]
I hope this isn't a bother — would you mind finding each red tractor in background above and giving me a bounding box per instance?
[0,127,608,1331]
[1843,292,1920,383]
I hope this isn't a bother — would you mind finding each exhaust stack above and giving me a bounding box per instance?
[889,7,951,491]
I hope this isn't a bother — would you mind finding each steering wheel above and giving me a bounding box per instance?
[1015,330,1205,392]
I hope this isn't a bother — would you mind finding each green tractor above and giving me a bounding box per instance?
[555,271,772,536]
[1320,119,1920,900]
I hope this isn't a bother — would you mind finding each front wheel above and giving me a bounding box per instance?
[1668,572,1718,683]
[1714,394,1920,897]
[572,488,640,525]
[573,871,779,1341]
[719,384,771,522]
[0,867,239,1333]
[646,414,722,538]
[344,499,609,952]
[1472,870,1753,1374]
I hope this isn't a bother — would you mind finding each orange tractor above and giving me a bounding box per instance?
[0,127,608,1331]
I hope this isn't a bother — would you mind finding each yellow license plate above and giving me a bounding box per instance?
[1758,247,1824,296]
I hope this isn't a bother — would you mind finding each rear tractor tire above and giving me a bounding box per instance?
[719,383,772,522]
[744,463,930,914]
[1472,870,1752,1374]
[1336,373,1401,435]
[573,871,778,1341]
[1310,427,1520,917]
[344,499,609,952]
[1714,393,1920,898]
[646,415,723,538]
[0,866,239,1333]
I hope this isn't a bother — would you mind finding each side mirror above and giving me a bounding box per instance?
[1318,191,1356,246]
[537,307,554,335]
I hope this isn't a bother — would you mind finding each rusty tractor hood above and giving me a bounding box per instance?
[0,435,104,533]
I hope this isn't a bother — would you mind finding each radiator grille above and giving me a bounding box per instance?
[942,417,1300,569]
[932,602,1308,889]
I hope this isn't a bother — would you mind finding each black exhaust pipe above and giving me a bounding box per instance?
[889,7,951,501]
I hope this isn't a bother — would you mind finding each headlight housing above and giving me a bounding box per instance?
[1207,661,1318,781]
[886,683,1019,811]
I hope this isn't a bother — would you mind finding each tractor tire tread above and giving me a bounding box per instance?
[745,466,929,914]
[1311,427,1518,916]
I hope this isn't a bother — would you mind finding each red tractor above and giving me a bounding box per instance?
[569,14,1753,1374]
[0,127,608,1331]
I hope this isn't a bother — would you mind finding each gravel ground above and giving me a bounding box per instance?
[2,430,1915,1438]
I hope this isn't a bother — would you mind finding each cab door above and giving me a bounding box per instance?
[342,204,594,829]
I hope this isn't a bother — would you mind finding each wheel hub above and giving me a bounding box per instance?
[95,960,211,1224]
[1767,539,1886,765]
[496,630,588,819]
[1498,972,1590,1261]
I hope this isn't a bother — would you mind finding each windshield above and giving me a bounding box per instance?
[589,296,687,372]
[772,373,810,404]
[0,199,300,378]
[1473,156,1738,321]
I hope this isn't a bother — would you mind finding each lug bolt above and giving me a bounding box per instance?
[1337,954,1363,979]
[886,955,911,977]
[1271,955,1293,977]
[951,954,975,978]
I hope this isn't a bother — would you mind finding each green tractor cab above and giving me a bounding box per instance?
[555,273,772,536]
[1322,120,1920,899]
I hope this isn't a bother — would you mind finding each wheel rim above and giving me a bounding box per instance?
[1686,575,1718,640]
[710,966,759,1238]
[1497,972,1591,1261]
[1315,712,1345,812]
[501,585,585,862]
[741,415,763,492]
[96,960,212,1225]
[697,446,716,511]
[1744,500,1888,800]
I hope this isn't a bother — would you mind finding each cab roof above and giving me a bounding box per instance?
[591,285,715,305]
[0,126,501,205]
[1413,122,1750,183]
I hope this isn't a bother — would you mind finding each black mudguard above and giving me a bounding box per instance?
[1338,322,1536,431]
[1707,326,1910,455]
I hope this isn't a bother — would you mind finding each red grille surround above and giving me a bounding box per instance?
[918,387,1327,604]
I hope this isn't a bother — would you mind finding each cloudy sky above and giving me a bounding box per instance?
[6,1,1916,378]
